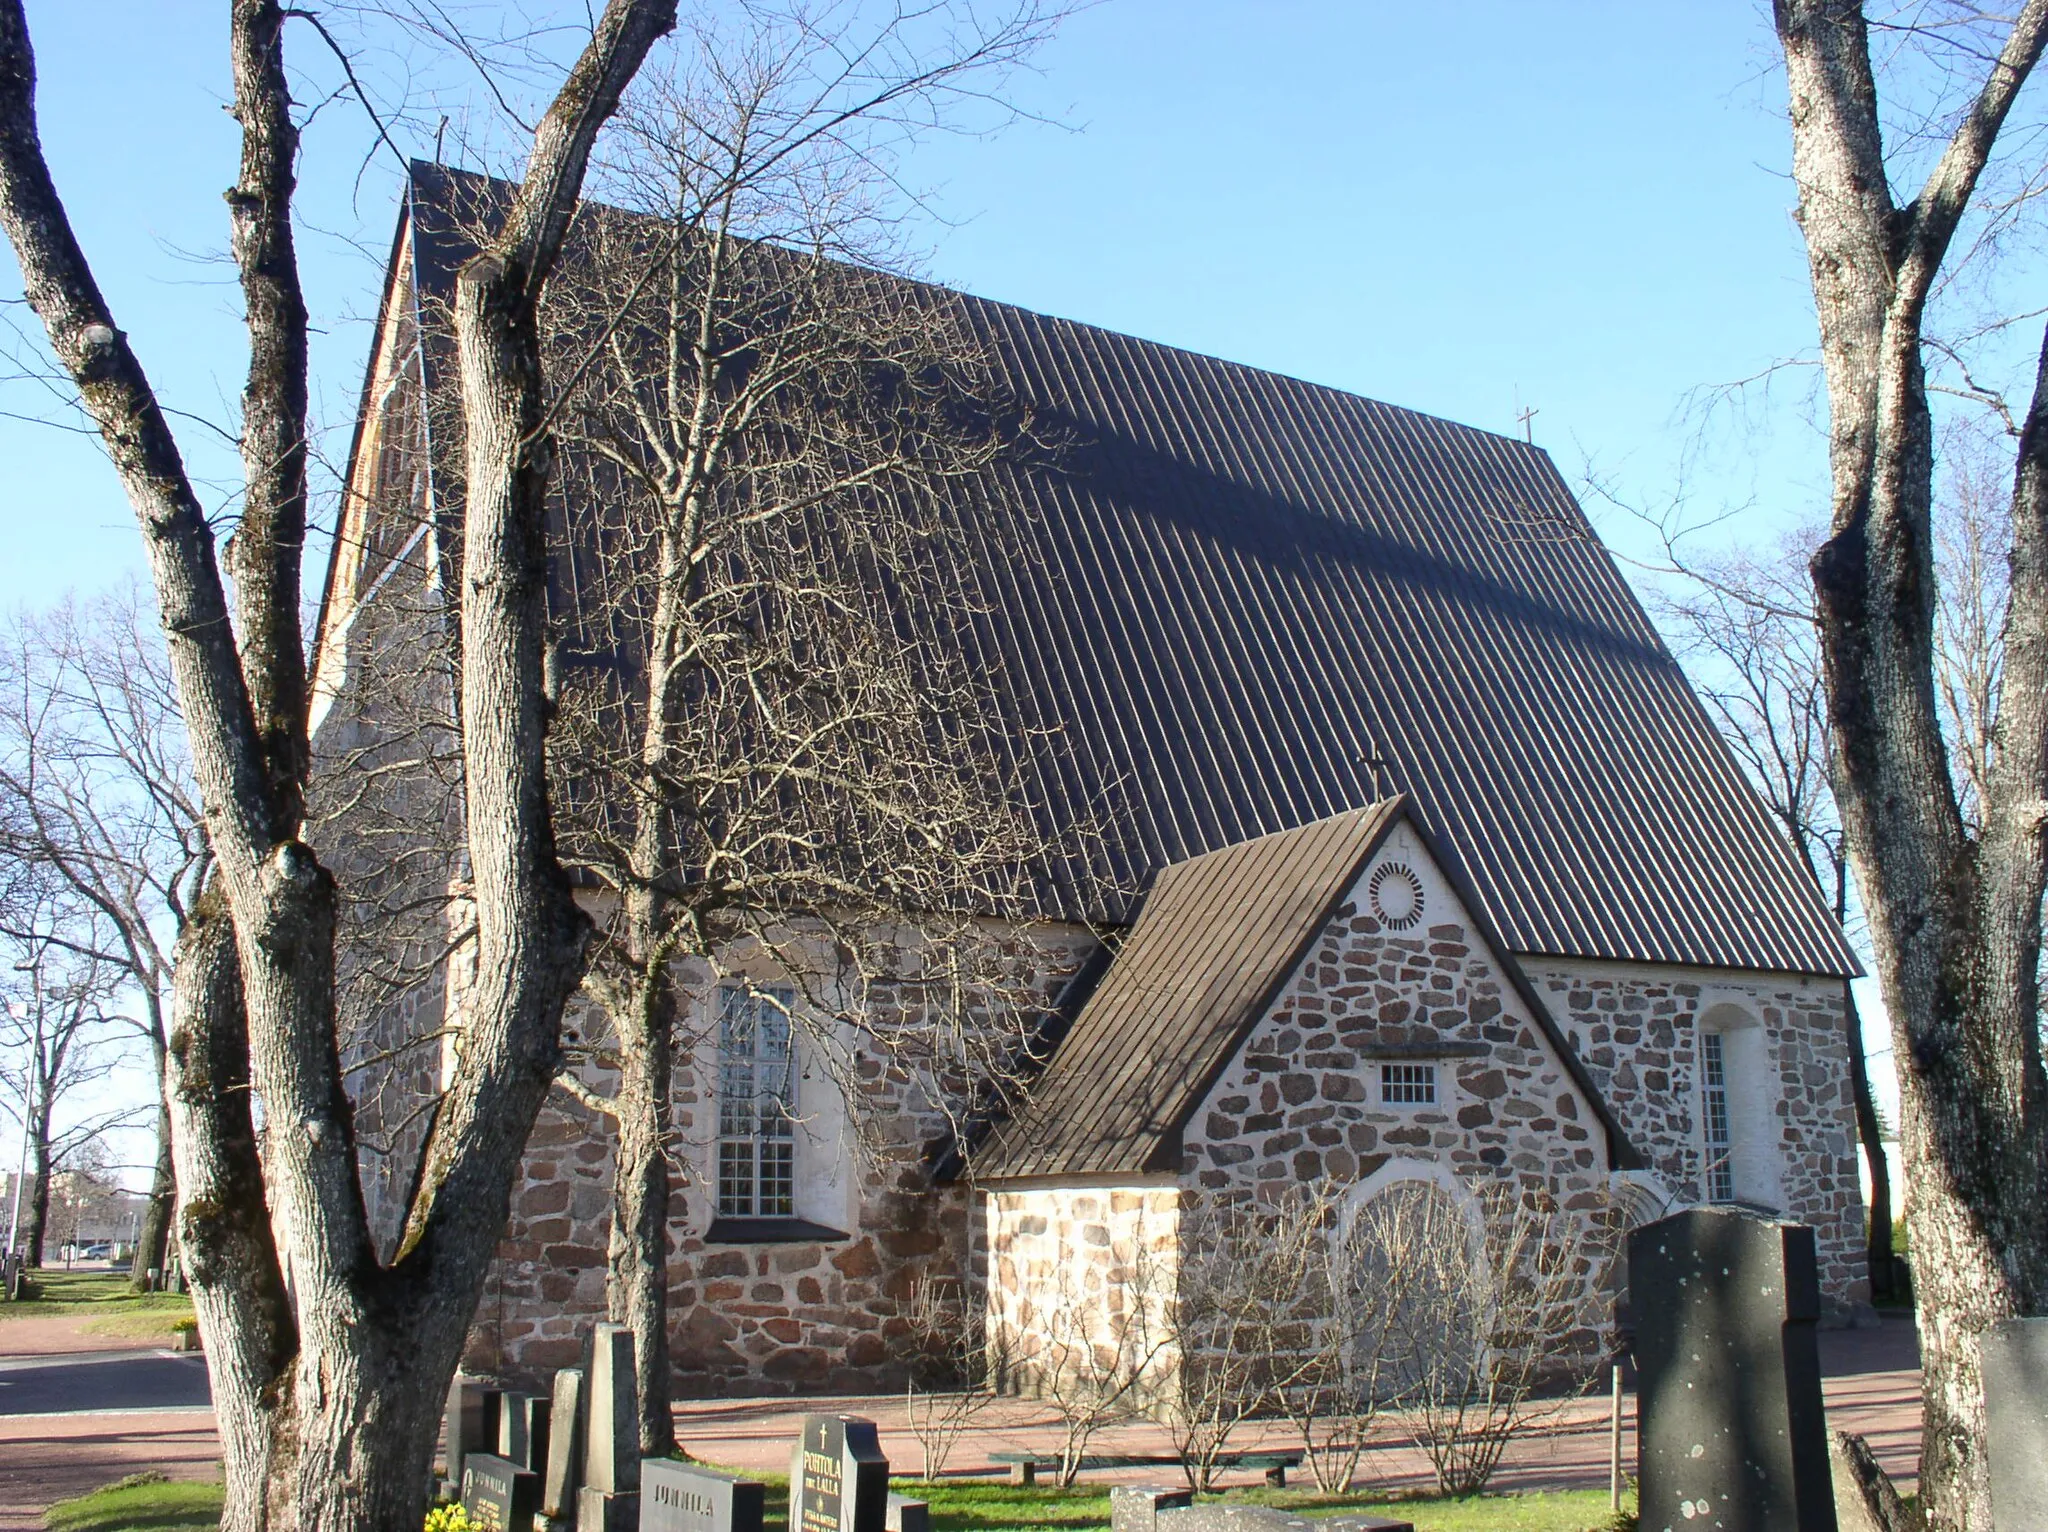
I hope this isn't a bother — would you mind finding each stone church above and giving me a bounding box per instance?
[312,164,1866,1397]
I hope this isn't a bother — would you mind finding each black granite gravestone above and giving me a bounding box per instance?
[789,1415,888,1532]
[462,1452,541,1532]
[1980,1315,2048,1529]
[499,1392,551,1473]
[1630,1206,1836,1532]
[640,1458,764,1532]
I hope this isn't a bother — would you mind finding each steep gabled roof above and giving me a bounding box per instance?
[330,162,1858,977]
[971,800,1639,1181]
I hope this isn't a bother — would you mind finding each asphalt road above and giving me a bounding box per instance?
[0,1349,211,1416]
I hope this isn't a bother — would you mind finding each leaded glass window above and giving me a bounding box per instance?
[1702,1031,1734,1204]
[716,986,797,1217]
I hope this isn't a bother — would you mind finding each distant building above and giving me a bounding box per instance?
[314,164,1867,1396]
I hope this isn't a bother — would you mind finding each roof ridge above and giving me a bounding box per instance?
[402,159,1558,462]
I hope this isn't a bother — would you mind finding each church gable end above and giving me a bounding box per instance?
[1183,816,1616,1200]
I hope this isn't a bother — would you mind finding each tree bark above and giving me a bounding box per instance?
[607,972,677,1457]
[131,1095,176,1288]
[23,1136,48,1266]
[132,989,176,1290]
[166,886,294,1532]
[1774,3,2048,1525]
[0,2,675,1527]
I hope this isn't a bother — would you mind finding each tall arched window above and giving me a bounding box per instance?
[1696,1002,1781,1211]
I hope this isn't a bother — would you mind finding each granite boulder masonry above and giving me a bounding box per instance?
[1108,1488,1413,1532]
[322,162,1869,1398]
[1631,1206,1837,1532]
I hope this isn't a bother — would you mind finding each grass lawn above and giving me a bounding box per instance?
[41,1465,1633,1532]
[738,1467,1633,1531]
[43,1474,223,1532]
[0,1269,193,1328]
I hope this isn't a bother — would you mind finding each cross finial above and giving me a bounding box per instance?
[1516,405,1539,443]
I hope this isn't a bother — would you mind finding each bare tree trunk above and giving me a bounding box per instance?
[23,1137,48,1266]
[166,888,295,1532]
[1774,4,2048,1524]
[132,997,175,1290]
[0,2,675,1527]
[131,1096,175,1287]
[608,972,677,1457]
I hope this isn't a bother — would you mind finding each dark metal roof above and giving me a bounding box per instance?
[385,162,1858,978]
[971,801,1641,1181]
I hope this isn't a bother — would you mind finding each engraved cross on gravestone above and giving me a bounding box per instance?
[789,1416,888,1532]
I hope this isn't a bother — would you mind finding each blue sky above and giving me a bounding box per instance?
[2,3,1909,1175]
[2,0,1826,600]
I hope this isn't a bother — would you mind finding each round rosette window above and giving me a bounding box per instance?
[1367,861,1425,930]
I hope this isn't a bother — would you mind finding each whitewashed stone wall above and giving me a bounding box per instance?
[1527,956,1866,1310]
[1175,822,1620,1360]
[983,1182,1182,1405]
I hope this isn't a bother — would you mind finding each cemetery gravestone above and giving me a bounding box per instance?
[463,1452,542,1532]
[1630,1206,1837,1532]
[541,1367,587,1530]
[499,1391,552,1473]
[882,1495,927,1532]
[640,1458,764,1532]
[445,1376,505,1499]
[789,1415,888,1532]
[1980,1315,2048,1529]
[1108,1491,1410,1532]
[577,1324,641,1532]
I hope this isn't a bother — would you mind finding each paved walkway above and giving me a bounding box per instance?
[666,1313,1926,1495]
[0,1312,1924,1528]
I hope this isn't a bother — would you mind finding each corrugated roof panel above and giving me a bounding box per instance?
[391,163,1858,978]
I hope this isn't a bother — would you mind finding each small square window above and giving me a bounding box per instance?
[1380,1061,1437,1106]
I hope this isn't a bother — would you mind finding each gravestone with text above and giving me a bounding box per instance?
[444,1376,505,1499]
[788,1415,888,1532]
[1981,1315,2048,1529]
[577,1324,641,1532]
[1630,1206,1836,1532]
[640,1458,764,1532]
[540,1366,587,1530]
[462,1452,541,1532]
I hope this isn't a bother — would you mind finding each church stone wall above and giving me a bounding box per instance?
[465,930,1095,1397]
[983,1182,1182,1406]
[1526,957,1866,1313]
[1175,822,1620,1362]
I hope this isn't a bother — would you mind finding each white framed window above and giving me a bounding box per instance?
[1701,1030,1735,1203]
[1380,1061,1437,1106]
[716,985,798,1218]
